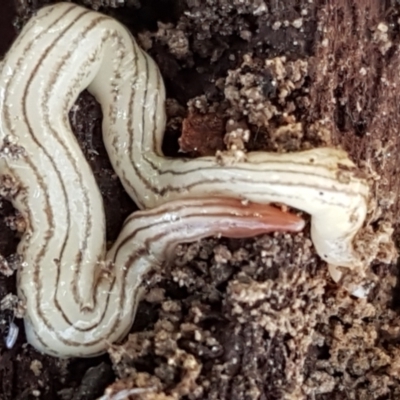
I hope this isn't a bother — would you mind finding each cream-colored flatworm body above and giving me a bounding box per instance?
[0,3,369,357]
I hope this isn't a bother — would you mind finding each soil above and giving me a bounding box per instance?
[1,0,400,399]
